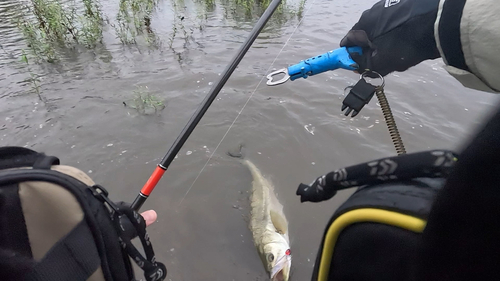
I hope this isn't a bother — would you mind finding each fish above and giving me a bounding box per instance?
[243,159,291,281]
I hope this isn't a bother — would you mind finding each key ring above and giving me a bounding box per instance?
[359,70,385,88]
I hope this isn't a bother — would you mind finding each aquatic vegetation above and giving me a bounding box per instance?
[216,0,302,24]
[16,14,58,63]
[113,0,161,45]
[80,0,104,48]
[168,1,195,49]
[13,0,304,59]
[297,0,306,18]
[125,86,166,115]
[9,0,306,97]
[14,0,104,63]
[20,51,42,100]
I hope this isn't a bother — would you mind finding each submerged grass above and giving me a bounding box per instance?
[15,0,304,61]
[20,50,42,100]
[113,0,161,46]
[15,0,104,63]
[124,86,166,115]
[216,0,302,24]
[11,0,305,98]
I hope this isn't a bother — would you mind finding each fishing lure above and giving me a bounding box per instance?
[266,46,363,86]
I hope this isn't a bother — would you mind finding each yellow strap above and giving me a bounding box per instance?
[318,208,427,281]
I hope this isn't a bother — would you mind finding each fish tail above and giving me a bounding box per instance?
[242,159,262,180]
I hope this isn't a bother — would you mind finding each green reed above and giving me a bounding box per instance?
[20,50,42,100]
[201,0,302,27]
[14,0,304,61]
[15,0,104,63]
[113,0,161,46]
[297,0,306,18]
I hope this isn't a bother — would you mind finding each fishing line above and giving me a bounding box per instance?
[177,0,319,207]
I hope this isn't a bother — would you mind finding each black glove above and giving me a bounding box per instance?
[340,0,441,77]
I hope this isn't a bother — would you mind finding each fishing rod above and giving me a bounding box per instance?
[131,0,284,211]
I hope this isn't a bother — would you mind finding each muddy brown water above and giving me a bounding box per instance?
[2,0,500,280]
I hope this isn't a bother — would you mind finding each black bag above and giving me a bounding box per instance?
[296,150,458,281]
[0,147,166,281]
[312,177,445,281]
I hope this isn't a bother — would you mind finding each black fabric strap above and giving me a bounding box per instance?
[297,150,458,203]
[89,185,166,281]
[0,249,36,281]
[437,0,469,71]
[111,202,167,281]
[0,183,34,281]
[0,147,59,170]
[33,156,60,169]
[0,183,32,258]
[25,220,101,281]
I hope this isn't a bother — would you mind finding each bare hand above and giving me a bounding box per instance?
[141,210,157,227]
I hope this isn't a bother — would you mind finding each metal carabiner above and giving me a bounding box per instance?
[266,68,290,86]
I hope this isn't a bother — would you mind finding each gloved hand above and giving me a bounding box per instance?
[340,0,441,77]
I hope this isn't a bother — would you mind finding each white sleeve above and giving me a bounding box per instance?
[434,0,500,93]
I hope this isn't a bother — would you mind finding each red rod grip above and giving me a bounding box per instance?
[141,166,166,196]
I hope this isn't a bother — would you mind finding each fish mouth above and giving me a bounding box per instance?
[271,255,291,281]
[271,269,285,281]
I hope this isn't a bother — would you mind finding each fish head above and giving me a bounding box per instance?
[263,241,291,281]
